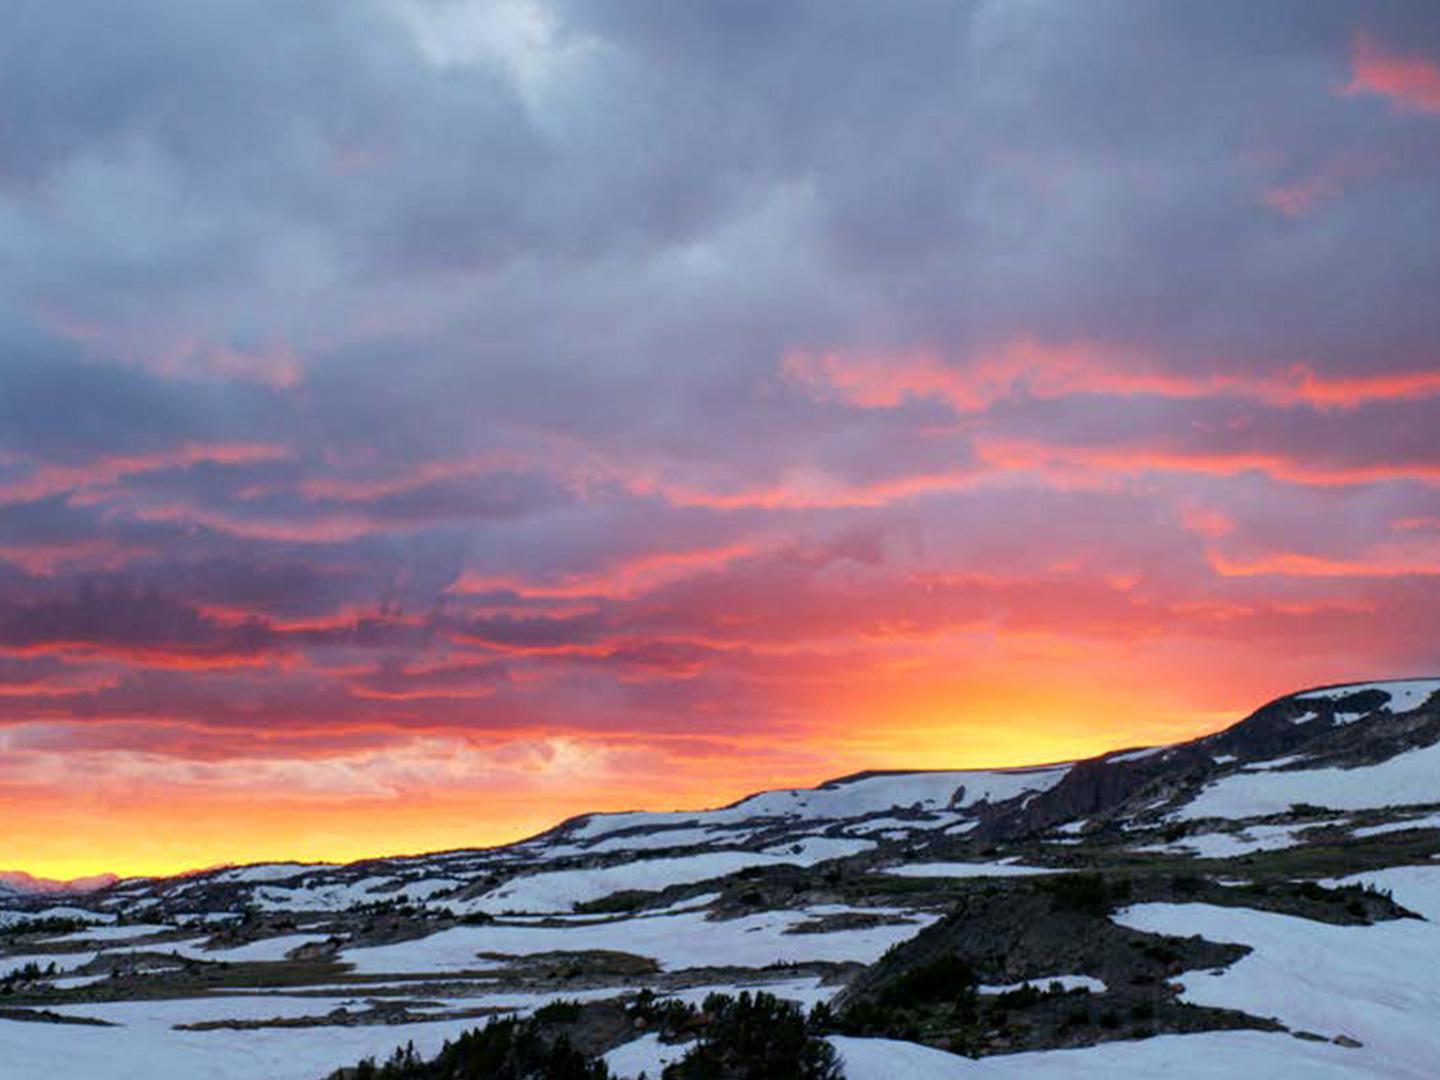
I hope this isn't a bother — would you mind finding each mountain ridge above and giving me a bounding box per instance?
[4,676,1440,1079]
[22,676,1434,891]
[1,676,1434,921]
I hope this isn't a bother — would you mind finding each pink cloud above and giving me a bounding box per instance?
[1342,33,1440,115]
[0,443,290,505]
[785,343,1440,414]
[1258,150,1396,218]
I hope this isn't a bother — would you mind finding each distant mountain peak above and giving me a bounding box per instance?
[0,870,119,896]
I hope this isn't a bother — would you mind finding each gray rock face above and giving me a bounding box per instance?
[979,679,1440,841]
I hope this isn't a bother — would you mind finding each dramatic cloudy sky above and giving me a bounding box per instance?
[4,0,1440,877]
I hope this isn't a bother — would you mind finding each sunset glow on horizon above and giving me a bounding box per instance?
[4,2,1440,882]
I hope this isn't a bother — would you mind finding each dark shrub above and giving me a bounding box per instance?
[1045,873,1114,914]
[333,1015,609,1079]
[663,991,843,1080]
[877,952,977,1008]
[534,999,584,1023]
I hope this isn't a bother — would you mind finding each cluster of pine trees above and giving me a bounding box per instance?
[337,990,844,1080]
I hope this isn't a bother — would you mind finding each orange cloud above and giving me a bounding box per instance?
[0,443,289,505]
[124,502,386,543]
[976,438,1440,488]
[785,343,1440,413]
[1178,503,1235,540]
[1207,543,1440,579]
[453,542,761,600]
[645,468,983,510]
[1342,33,1440,115]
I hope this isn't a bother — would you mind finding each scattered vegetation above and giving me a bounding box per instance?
[337,1019,609,1079]
[662,991,842,1080]
[0,917,97,938]
[332,991,846,1080]
[1,960,59,994]
[1042,873,1131,915]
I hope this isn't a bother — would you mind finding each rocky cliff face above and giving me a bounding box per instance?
[979,679,1440,842]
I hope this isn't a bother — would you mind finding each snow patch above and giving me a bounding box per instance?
[883,862,1067,879]
[1350,813,1440,839]
[343,905,936,975]
[1296,679,1440,706]
[1113,898,1440,1077]
[1174,741,1440,821]
[605,1033,686,1078]
[470,846,869,915]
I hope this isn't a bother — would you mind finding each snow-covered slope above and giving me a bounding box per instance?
[8,678,1440,922]
[559,765,1069,845]
[3,677,1439,1080]
[1175,739,1440,821]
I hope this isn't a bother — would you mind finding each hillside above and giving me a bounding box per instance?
[3,678,1440,1078]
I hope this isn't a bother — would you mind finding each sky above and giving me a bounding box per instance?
[3,0,1440,881]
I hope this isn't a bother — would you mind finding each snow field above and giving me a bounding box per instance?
[342,904,937,975]
[828,1032,1380,1078]
[1174,740,1440,821]
[883,861,1067,879]
[468,842,874,915]
[1113,887,1440,1079]
[567,766,1068,843]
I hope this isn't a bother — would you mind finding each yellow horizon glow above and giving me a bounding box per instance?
[6,700,1236,882]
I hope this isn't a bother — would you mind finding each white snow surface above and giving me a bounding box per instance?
[5,933,335,969]
[759,836,875,862]
[0,906,116,928]
[0,985,678,1078]
[44,922,176,943]
[1174,740,1440,821]
[1108,747,1164,763]
[0,998,485,1080]
[1114,889,1440,1078]
[342,905,934,975]
[829,1032,1379,1078]
[249,875,463,912]
[566,766,1068,842]
[205,863,317,885]
[194,933,332,963]
[1133,822,1323,859]
[1242,753,1309,771]
[470,845,870,914]
[829,1036,976,1078]
[1351,814,1440,839]
[605,1033,686,1078]
[1325,864,1440,921]
[567,826,737,856]
[883,861,1067,879]
[1296,679,1440,706]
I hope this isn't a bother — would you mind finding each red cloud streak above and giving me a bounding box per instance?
[1343,33,1440,114]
